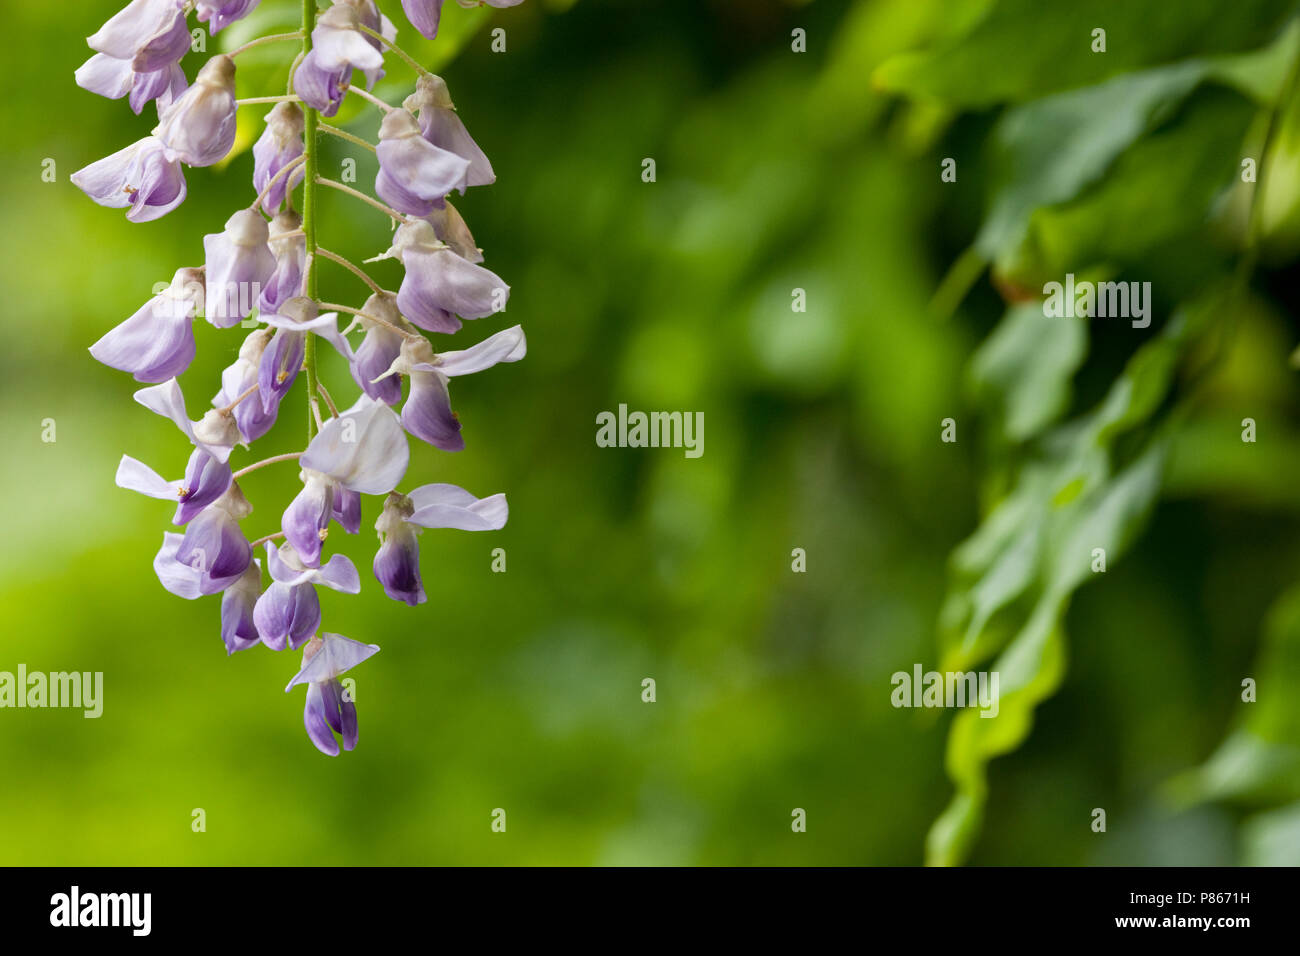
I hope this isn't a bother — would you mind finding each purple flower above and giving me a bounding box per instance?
[348,292,415,406]
[403,74,494,189]
[292,50,349,117]
[253,543,361,651]
[152,484,253,597]
[283,393,410,565]
[71,135,187,222]
[258,211,306,315]
[378,324,526,450]
[89,267,204,382]
[75,54,188,117]
[375,108,470,216]
[284,633,379,756]
[252,102,305,216]
[195,0,261,34]
[293,0,393,115]
[87,0,190,74]
[374,484,507,604]
[214,328,279,442]
[116,448,233,525]
[220,559,262,654]
[135,378,241,462]
[313,0,391,88]
[400,0,524,42]
[204,209,277,328]
[387,219,509,332]
[258,298,353,414]
[155,54,237,167]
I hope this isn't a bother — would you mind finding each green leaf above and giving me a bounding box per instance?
[969,303,1087,442]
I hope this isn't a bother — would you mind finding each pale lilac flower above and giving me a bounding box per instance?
[87,0,190,74]
[75,54,188,117]
[116,449,233,525]
[155,54,238,167]
[89,267,205,382]
[253,543,360,651]
[258,298,352,414]
[374,484,507,604]
[252,102,305,216]
[153,484,253,596]
[285,633,379,756]
[71,135,187,222]
[204,208,277,327]
[195,0,261,34]
[387,219,509,332]
[403,74,494,189]
[377,324,526,450]
[375,108,470,216]
[400,0,524,42]
[221,559,263,654]
[214,328,279,442]
[135,378,241,463]
[258,211,306,315]
[293,0,393,115]
[348,292,415,406]
[283,394,410,565]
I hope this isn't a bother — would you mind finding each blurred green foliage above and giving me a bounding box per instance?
[0,0,1298,866]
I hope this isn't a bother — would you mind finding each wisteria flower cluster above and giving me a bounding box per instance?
[72,0,526,755]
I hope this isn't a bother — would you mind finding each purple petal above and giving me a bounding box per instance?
[406,483,508,531]
[402,369,463,451]
[303,682,341,755]
[75,53,134,100]
[174,449,233,525]
[153,531,204,599]
[203,209,276,327]
[220,560,262,654]
[333,488,362,534]
[437,325,526,377]
[401,0,445,40]
[253,580,320,652]
[88,283,197,383]
[373,524,425,605]
[282,474,335,568]
[176,507,251,589]
[155,55,237,166]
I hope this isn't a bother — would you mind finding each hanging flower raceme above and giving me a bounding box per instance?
[74,0,527,756]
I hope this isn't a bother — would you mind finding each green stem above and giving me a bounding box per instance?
[302,0,322,441]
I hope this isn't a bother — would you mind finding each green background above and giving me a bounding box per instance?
[2,0,1299,865]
